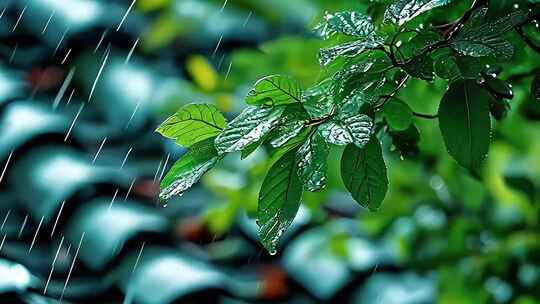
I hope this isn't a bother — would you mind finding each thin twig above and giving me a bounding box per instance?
[413,112,438,119]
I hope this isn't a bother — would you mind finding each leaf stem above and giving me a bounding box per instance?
[413,112,438,119]
[374,75,411,110]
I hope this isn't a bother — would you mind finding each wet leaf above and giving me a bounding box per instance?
[215,106,285,154]
[301,79,335,119]
[296,131,330,192]
[315,11,378,40]
[451,36,514,59]
[433,51,461,80]
[382,98,413,131]
[240,135,268,159]
[451,10,529,59]
[390,125,421,158]
[400,31,443,58]
[270,120,306,148]
[319,38,383,66]
[156,103,226,148]
[483,76,513,99]
[319,114,373,148]
[269,104,310,148]
[333,60,389,100]
[245,75,302,106]
[384,0,452,26]
[489,99,511,120]
[404,54,435,80]
[160,138,220,201]
[341,138,388,211]
[258,148,303,254]
[438,80,492,173]
[455,55,483,79]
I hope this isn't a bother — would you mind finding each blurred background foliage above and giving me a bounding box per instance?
[0,0,539,303]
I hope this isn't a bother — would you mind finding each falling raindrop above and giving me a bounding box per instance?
[50,200,65,237]
[61,48,72,65]
[117,0,137,32]
[92,137,108,164]
[60,232,85,302]
[28,216,45,254]
[43,236,64,295]
[53,67,76,109]
[0,150,13,185]
[42,9,55,34]
[12,5,27,32]
[242,11,252,28]
[64,102,85,142]
[125,37,139,64]
[53,27,69,56]
[94,29,108,53]
[120,147,133,169]
[88,46,110,102]
[212,34,224,58]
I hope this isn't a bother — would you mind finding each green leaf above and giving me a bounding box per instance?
[483,76,513,99]
[315,11,378,40]
[245,75,302,106]
[215,106,285,155]
[269,104,310,148]
[390,125,421,158]
[319,114,373,148]
[319,38,383,66]
[451,10,529,60]
[341,138,388,211]
[384,0,452,26]
[156,103,226,147]
[532,74,540,102]
[160,138,220,201]
[296,131,330,192]
[270,120,305,148]
[438,80,492,173]
[258,148,303,254]
[333,60,390,100]
[339,89,373,117]
[489,99,511,121]
[382,98,413,131]
[404,54,435,80]
[451,36,514,60]
[433,50,461,80]
[460,7,488,33]
[455,55,483,79]
[301,79,335,119]
[401,31,443,58]
[240,135,268,159]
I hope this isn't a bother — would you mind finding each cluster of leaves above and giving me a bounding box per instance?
[156,0,540,253]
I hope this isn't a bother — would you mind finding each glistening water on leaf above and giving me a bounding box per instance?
[156,103,227,147]
[438,80,492,174]
[257,148,303,254]
[341,138,388,211]
[156,0,540,253]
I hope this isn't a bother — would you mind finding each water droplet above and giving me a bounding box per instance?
[269,249,277,256]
